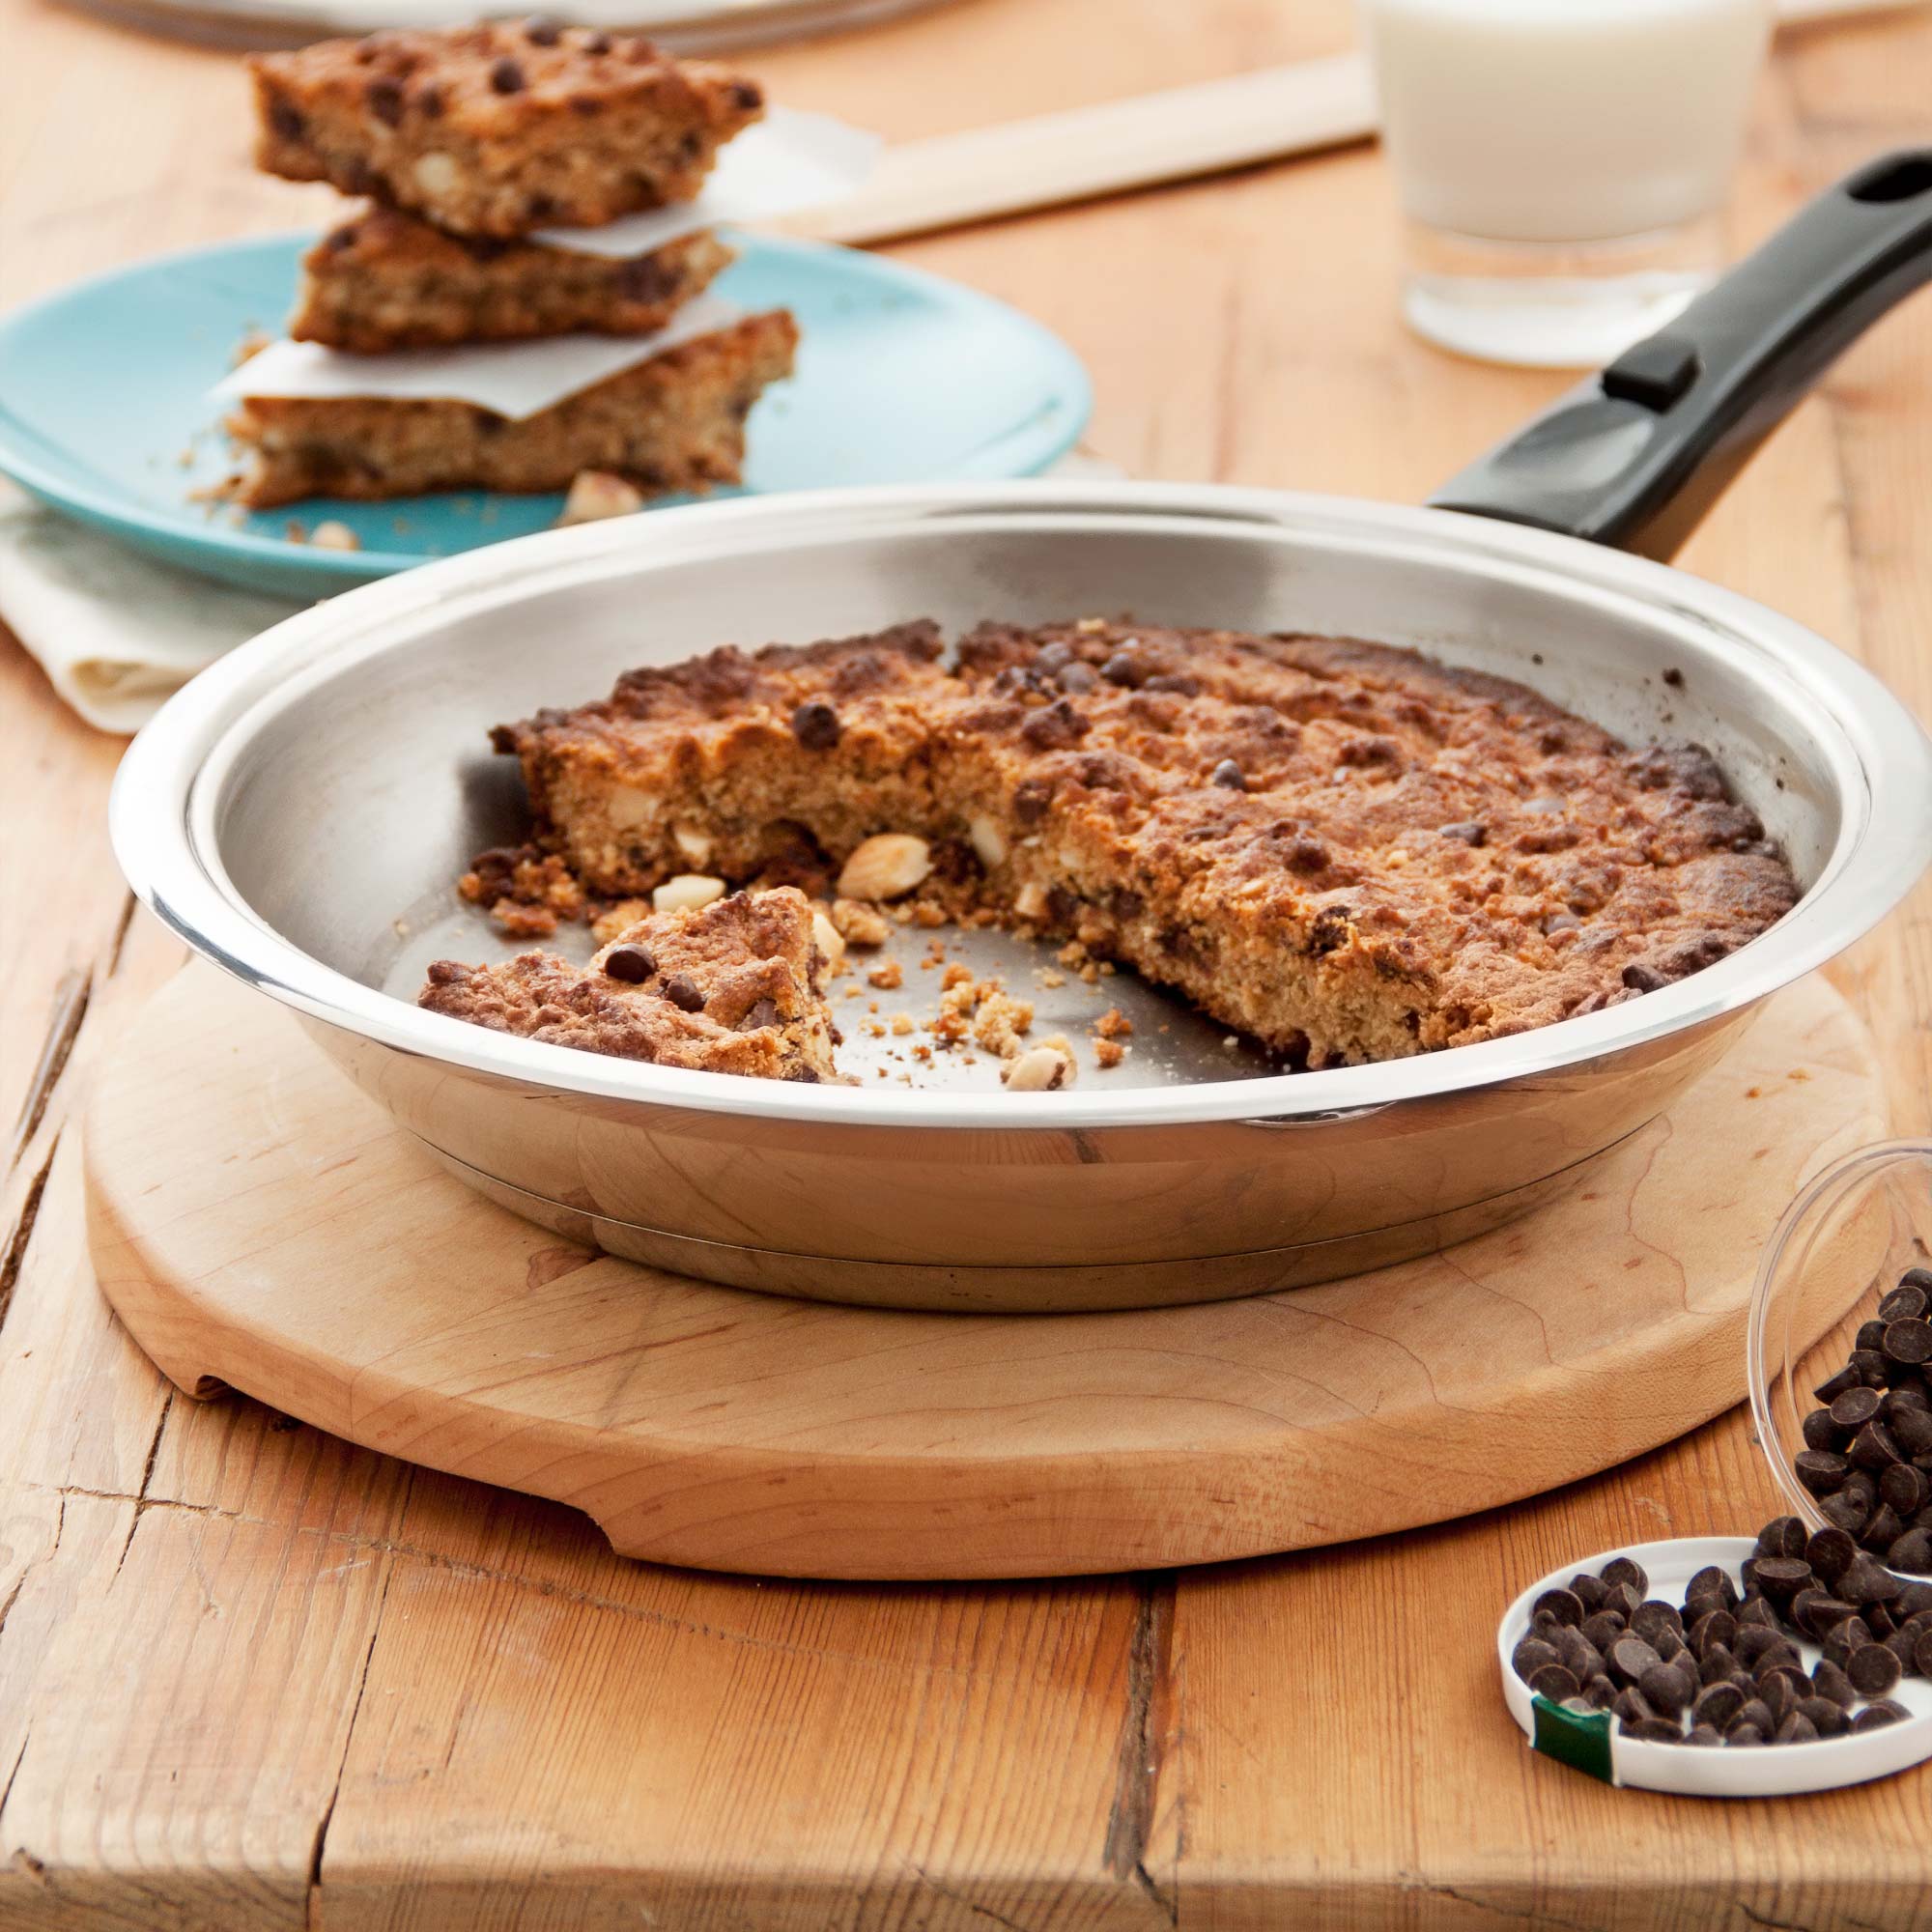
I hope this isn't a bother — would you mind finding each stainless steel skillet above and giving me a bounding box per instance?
[113,154,1932,1311]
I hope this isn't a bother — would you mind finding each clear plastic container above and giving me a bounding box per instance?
[1747,1139,1932,1577]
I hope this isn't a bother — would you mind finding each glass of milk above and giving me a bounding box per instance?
[1358,0,1775,366]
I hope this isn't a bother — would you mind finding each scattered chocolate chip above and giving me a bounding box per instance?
[1886,1320,1932,1366]
[1554,1627,1603,1682]
[1020,699,1092,752]
[663,972,704,1012]
[1751,1556,1813,1601]
[366,75,405,125]
[1797,1695,1849,1738]
[1842,1552,1904,1605]
[1811,1658,1857,1711]
[1849,1641,1903,1697]
[790,699,841,750]
[524,13,563,41]
[1533,1586,1584,1629]
[602,943,654,982]
[1806,1526,1858,1585]
[1861,1502,1906,1553]
[1099,651,1146,688]
[1608,1634,1662,1686]
[740,997,781,1031]
[1699,1644,1738,1687]
[1210,759,1246,791]
[1624,1717,1686,1743]
[1756,1517,1809,1561]
[490,56,526,92]
[1832,1386,1885,1430]
[1439,821,1487,846]
[1882,1284,1932,1322]
[1821,1490,1872,1535]
[1621,961,1669,992]
[1528,1662,1581,1701]
[1692,1680,1745,1728]
[1803,1408,1848,1452]
[1632,1601,1686,1645]
[1580,1611,1626,1652]
[1686,1565,1737,1611]
[1823,1618,1873,1671]
[1891,1406,1932,1457]
[1890,1527,1932,1575]
[1797,1449,1853,1497]
[1601,1556,1650,1598]
[1601,1580,1642,1622]
[1570,1574,1608,1613]
[582,29,611,50]
[1801,1595,1859,1637]
[1815,1363,1862,1404]
[1851,1420,1904,1471]
[1639,1660,1691,1718]
[1852,1699,1911,1732]
[1690,1607,1737,1656]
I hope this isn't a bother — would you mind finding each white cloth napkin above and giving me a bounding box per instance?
[0,482,302,734]
[0,452,1125,736]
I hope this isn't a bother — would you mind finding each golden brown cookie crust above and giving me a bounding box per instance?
[418,884,838,1080]
[484,620,1801,1070]
[249,22,762,237]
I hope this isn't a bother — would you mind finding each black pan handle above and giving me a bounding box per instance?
[1428,152,1932,560]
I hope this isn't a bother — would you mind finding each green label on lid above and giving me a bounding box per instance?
[1531,1694,1616,1784]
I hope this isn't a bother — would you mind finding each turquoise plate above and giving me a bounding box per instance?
[0,231,1092,598]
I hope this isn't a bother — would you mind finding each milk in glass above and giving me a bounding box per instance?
[1358,0,1774,364]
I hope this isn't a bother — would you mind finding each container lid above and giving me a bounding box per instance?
[1497,1537,1932,1797]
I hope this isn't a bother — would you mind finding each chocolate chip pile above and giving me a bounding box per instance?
[1514,1526,1924,1746]
[1792,1268,1932,1571]
[1510,1266,1932,1747]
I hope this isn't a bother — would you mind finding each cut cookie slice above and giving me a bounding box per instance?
[249,22,762,238]
[223,307,795,506]
[290,208,733,352]
[417,884,838,1082]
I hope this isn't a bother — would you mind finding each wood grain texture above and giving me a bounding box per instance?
[3,0,1932,1920]
[87,967,1887,1580]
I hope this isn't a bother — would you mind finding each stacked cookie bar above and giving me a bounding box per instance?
[229,20,797,507]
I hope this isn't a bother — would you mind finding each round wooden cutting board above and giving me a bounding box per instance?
[85,965,1886,1579]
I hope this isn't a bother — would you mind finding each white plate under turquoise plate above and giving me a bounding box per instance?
[0,230,1091,598]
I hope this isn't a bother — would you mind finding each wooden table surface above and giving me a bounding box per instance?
[4,0,1932,1924]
